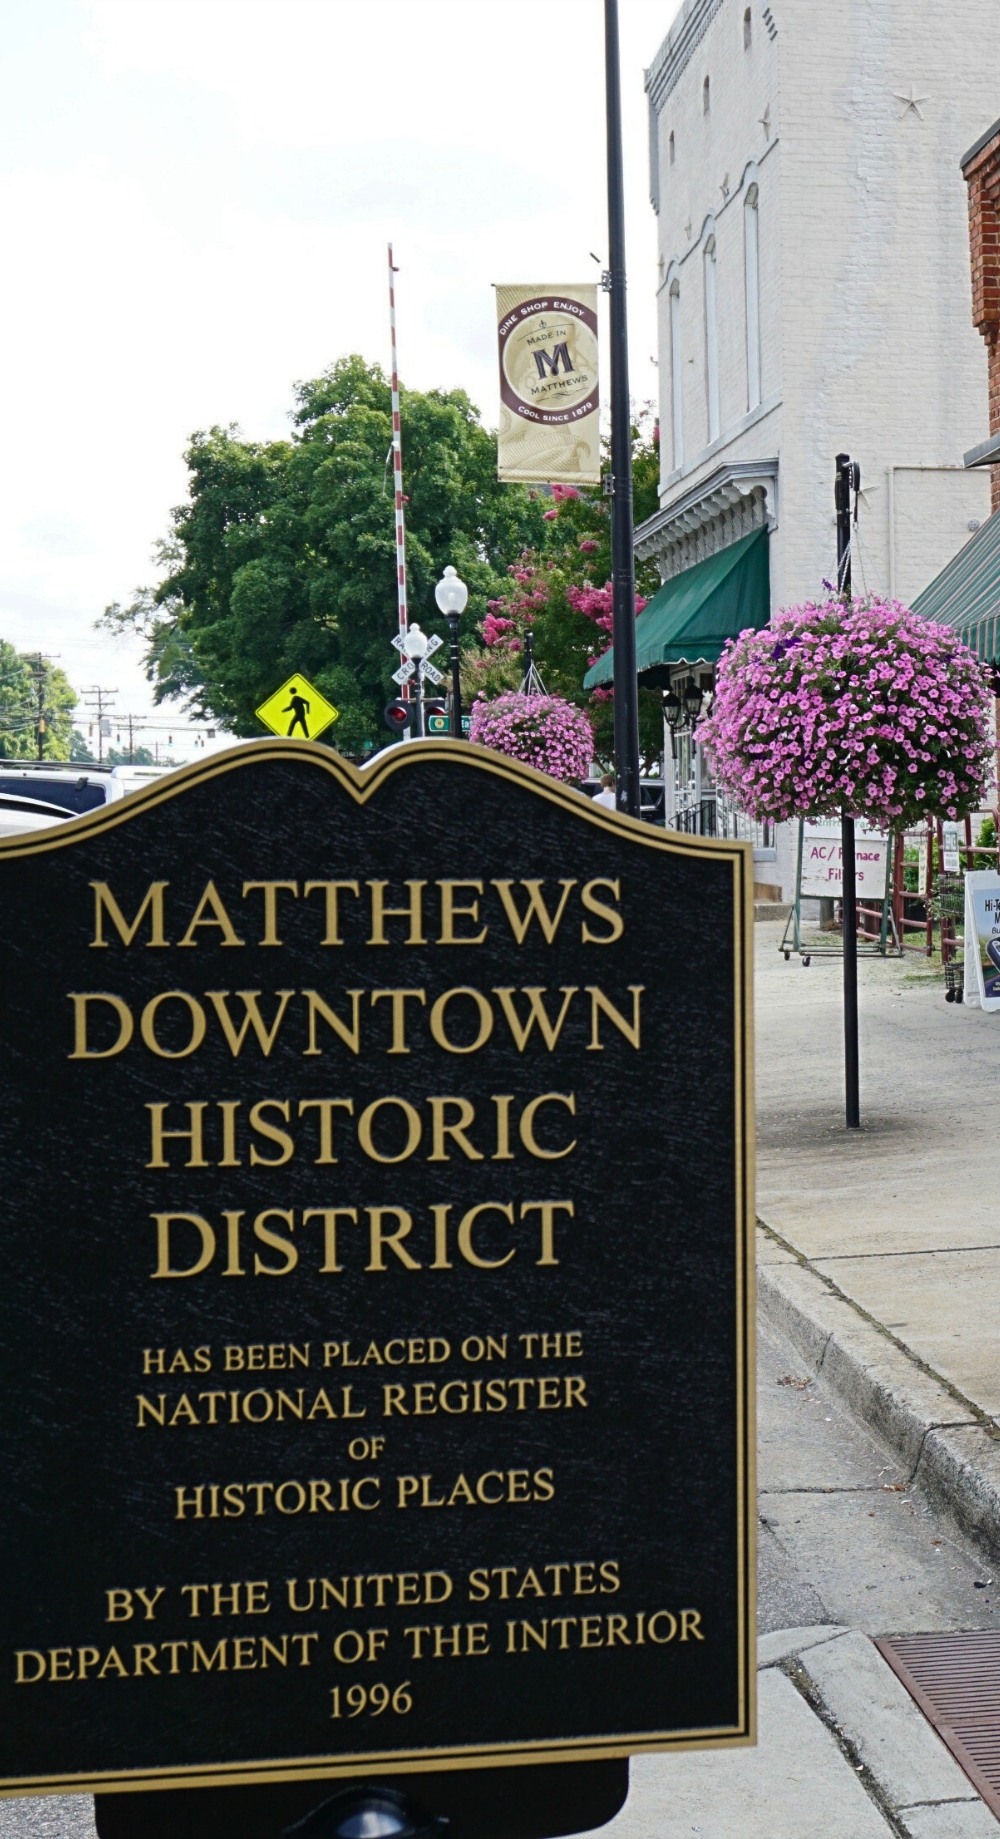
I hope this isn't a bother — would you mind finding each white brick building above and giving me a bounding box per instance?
[628,0,998,889]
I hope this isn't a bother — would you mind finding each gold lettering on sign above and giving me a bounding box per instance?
[437,880,487,946]
[89,881,169,949]
[176,882,245,948]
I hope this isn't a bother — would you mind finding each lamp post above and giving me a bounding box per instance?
[662,688,682,829]
[835,452,862,1129]
[682,677,704,726]
[605,0,641,819]
[401,623,429,737]
[434,565,468,737]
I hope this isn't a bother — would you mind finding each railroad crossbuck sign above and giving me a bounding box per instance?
[0,739,755,1797]
[255,674,339,740]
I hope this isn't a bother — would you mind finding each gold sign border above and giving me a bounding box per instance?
[0,738,756,1796]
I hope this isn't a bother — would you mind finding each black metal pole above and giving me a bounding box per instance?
[835,453,860,1129]
[447,613,463,737]
[605,0,641,820]
[412,664,423,739]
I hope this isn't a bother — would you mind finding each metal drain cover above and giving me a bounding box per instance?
[877,1631,1000,1819]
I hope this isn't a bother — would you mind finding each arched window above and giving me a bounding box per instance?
[702,75,711,115]
[744,183,761,410]
[669,276,683,469]
[703,235,720,442]
[669,129,676,166]
[743,7,752,48]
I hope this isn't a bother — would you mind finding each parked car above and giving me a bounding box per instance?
[0,763,127,817]
[109,764,174,792]
[0,761,175,828]
[0,793,72,838]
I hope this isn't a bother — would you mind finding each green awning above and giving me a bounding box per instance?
[583,525,770,689]
[912,506,1000,660]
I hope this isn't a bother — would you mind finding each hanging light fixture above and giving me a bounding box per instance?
[682,678,704,724]
[663,689,682,730]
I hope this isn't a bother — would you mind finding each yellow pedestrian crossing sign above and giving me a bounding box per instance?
[255,674,339,741]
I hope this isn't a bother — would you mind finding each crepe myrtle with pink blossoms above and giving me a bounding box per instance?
[698,595,993,831]
[468,692,594,783]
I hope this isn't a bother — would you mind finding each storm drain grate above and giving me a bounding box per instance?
[877,1631,1000,1821]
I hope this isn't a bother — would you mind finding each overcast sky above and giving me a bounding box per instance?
[0,0,675,751]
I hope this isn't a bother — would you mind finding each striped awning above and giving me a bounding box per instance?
[912,506,1000,660]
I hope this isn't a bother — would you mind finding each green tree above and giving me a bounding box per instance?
[101,357,550,752]
[463,410,665,766]
[105,744,156,766]
[0,644,77,760]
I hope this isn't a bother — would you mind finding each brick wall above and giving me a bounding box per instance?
[964,126,1000,511]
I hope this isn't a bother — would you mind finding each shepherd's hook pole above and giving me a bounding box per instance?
[835,452,860,1129]
[605,0,641,820]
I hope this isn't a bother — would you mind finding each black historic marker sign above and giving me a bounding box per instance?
[0,740,755,1798]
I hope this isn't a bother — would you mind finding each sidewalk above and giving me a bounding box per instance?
[755,920,1000,1556]
[584,1626,996,1838]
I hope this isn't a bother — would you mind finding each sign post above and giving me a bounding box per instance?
[0,741,754,1829]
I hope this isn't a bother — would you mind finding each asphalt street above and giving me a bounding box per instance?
[3,1312,997,1837]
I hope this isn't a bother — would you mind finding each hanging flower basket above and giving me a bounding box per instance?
[698,595,993,829]
[468,691,593,784]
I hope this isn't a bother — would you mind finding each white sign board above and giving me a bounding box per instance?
[942,823,961,875]
[801,825,890,900]
[964,869,1000,1011]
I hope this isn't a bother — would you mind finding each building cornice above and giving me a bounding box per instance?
[645,0,726,113]
[635,458,779,560]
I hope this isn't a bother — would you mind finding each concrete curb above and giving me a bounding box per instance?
[757,1229,1000,1564]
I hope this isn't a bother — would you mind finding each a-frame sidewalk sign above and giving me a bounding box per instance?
[0,740,755,1836]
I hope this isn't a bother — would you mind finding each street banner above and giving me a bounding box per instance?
[0,739,754,1799]
[800,824,889,901]
[963,869,1000,1010]
[494,286,600,485]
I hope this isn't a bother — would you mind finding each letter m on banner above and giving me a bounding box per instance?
[533,342,574,380]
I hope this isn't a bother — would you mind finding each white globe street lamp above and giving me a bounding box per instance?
[392,623,445,736]
[434,567,469,738]
[402,622,428,661]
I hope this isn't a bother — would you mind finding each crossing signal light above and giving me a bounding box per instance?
[383,699,414,734]
[422,700,448,722]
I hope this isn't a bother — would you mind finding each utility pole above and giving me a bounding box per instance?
[835,453,861,1129]
[604,0,641,820]
[82,686,118,766]
[119,715,146,765]
[26,653,59,761]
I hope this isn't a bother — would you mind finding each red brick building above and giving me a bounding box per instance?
[963,119,1000,511]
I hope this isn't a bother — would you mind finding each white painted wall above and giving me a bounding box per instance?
[648,0,993,614]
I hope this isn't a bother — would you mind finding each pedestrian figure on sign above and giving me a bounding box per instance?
[282,687,311,738]
[593,773,616,810]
